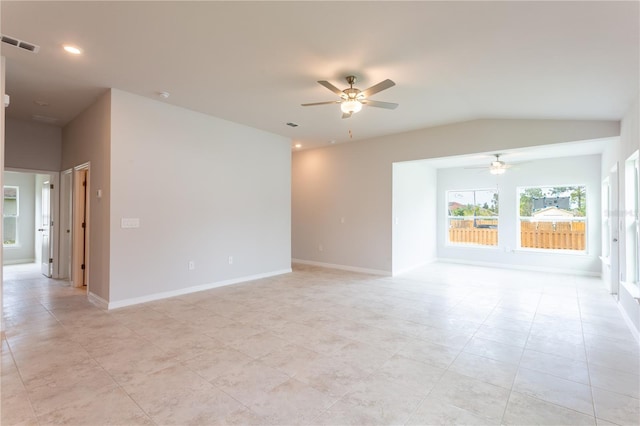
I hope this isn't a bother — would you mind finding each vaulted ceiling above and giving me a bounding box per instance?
[2,1,638,150]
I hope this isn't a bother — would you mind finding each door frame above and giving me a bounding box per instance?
[71,163,90,290]
[40,177,52,277]
[59,169,73,281]
[609,162,620,297]
[3,167,60,278]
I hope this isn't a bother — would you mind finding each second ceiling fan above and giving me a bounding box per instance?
[302,75,398,119]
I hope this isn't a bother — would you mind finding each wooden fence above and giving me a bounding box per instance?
[448,219,585,250]
[520,221,585,250]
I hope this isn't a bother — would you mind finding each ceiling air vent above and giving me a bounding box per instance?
[1,34,40,53]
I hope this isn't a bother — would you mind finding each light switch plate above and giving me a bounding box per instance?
[121,218,140,228]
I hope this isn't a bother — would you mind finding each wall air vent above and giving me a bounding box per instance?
[32,115,59,124]
[1,34,40,53]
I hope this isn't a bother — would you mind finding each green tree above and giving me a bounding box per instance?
[490,192,499,214]
[550,187,570,196]
[570,186,586,216]
[519,188,544,216]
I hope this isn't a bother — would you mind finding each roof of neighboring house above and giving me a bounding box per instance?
[532,206,574,217]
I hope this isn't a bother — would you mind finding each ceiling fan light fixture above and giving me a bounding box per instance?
[341,99,362,114]
[489,166,506,175]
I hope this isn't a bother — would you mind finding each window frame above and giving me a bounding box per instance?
[624,151,639,286]
[516,184,588,254]
[3,185,20,247]
[446,187,499,248]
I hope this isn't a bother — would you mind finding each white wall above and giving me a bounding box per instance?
[392,161,437,275]
[2,171,35,264]
[603,94,640,335]
[62,90,111,301]
[292,119,619,273]
[5,118,61,171]
[108,89,291,305]
[437,154,602,275]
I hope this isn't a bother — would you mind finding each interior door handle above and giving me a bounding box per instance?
[613,238,618,242]
[37,228,45,232]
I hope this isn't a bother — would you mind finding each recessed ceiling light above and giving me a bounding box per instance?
[34,100,49,107]
[294,143,302,149]
[158,91,170,99]
[329,140,336,144]
[286,122,299,128]
[63,45,82,55]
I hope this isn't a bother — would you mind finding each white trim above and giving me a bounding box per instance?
[437,257,601,277]
[392,258,437,276]
[88,291,108,310]
[620,280,640,299]
[616,295,640,345]
[107,268,292,310]
[292,258,390,276]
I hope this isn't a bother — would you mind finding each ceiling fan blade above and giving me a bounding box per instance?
[301,100,341,107]
[342,112,352,119]
[361,100,399,110]
[360,79,395,98]
[317,80,344,96]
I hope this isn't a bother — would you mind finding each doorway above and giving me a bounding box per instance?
[71,165,89,289]
[2,169,58,277]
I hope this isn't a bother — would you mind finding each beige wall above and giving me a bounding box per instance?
[5,118,61,171]
[292,119,619,273]
[108,89,291,306]
[61,90,111,301]
[1,56,6,331]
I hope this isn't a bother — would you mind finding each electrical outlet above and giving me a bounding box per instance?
[188,261,195,270]
[228,256,233,265]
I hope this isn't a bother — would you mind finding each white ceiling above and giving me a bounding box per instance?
[1,1,638,150]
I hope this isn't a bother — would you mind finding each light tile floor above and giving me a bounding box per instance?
[2,262,639,425]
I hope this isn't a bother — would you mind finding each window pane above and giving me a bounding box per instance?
[3,216,17,245]
[3,186,18,216]
[518,186,587,252]
[447,189,498,247]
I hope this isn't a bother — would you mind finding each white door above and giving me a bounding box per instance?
[40,180,52,277]
[609,164,620,296]
[60,170,73,280]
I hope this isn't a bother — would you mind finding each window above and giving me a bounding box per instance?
[625,151,639,285]
[447,189,498,247]
[518,185,586,252]
[3,186,19,246]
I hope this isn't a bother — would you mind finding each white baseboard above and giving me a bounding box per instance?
[437,257,601,277]
[392,258,437,276]
[107,268,292,310]
[616,298,640,345]
[88,291,109,310]
[291,258,390,276]
[3,258,35,265]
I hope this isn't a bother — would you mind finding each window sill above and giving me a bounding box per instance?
[514,248,588,256]
[621,281,640,300]
[445,243,500,250]
[3,245,21,249]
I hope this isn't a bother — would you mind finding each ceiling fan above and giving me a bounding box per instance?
[488,154,511,175]
[301,75,398,119]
